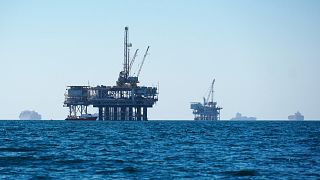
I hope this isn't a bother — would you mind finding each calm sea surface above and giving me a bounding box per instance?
[0,120,319,179]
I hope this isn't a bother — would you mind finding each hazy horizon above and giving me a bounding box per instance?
[1,0,319,120]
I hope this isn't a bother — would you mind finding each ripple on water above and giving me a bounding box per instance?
[0,147,38,152]
[222,169,258,177]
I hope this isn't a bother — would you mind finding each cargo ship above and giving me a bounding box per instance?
[230,112,257,121]
[65,114,97,121]
[288,111,304,121]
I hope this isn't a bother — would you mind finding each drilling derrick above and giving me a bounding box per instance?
[64,27,158,121]
[117,26,132,86]
[190,79,222,120]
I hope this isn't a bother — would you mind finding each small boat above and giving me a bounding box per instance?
[65,114,98,121]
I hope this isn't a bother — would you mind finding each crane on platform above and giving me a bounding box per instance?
[129,49,139,75]
[117,27,150,87]
[204,79,215,105]
[136,46,150,77]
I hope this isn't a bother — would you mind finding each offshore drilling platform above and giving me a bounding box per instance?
[64,27,158,121]
[190,79,222,120]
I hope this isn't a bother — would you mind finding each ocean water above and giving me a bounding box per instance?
[0,120,319,179]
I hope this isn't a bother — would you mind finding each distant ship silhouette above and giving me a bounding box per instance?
[288,111,304,121]
[230,112,257,121]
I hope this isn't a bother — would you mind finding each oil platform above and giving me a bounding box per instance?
[190,79,222,120]
[64,27,158,121]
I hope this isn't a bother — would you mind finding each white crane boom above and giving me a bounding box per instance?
[206,79,215,103]
[129,49,139,75]
[137,46,150,77]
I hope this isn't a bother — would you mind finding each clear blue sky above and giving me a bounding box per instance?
[0,0,319,120]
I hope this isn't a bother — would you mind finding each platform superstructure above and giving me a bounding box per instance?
[64,27,158,121]
[190,79,222,120]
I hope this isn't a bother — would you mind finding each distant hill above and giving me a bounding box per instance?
[19,110,42,120]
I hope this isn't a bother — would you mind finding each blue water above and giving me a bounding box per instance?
[0,120,319,179]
